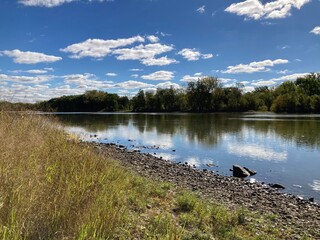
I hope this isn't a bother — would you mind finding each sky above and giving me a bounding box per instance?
[0,0,319,103]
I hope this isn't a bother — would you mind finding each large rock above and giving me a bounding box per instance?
[233,165,251,178]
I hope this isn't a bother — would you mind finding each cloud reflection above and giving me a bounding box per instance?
[309,180,320,192]
[227,144,287,162]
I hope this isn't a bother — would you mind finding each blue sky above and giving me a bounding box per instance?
[0,0,319,103]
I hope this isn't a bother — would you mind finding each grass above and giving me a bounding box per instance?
[0,111,308,239]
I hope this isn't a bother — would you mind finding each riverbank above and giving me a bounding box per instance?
[91,141,320,239]
[1,111,319,239]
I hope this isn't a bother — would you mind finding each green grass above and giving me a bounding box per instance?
[0,111,306,239]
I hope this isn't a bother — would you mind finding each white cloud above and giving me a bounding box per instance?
[106,72,117,77]
[60,36,144,59]
[141,71,174,81]
[147,35,160,43]
[277,69,291,74]
[9,68,54,74]
[113,80,154,90]
[141,56,178,66]
[180,73,206,82]
[63,73,113,89]
[197,5,206,13]
[155,81,181,89]
[19,0,112,7]
[1,49,62,64]
[252,80,276,86]
[131,74,139,78]
[178,48,213,61]
[268,72,308,81]
[19,0,74,7]
[113,43,177,66]
[225,0,310,20]
[129,68,143,72]
[0,73,53,83]
[61,36,177,66]
[26,69,50,74]
[310,26,320,35]
[222,59,289,74]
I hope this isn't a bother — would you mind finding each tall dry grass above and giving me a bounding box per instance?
[0,111,300,240]
[0,112,158,239]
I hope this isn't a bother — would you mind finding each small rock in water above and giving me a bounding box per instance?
[308,197,314,202]
[206,163,215,167]
[232,165,250,178]
[269,183,285,189]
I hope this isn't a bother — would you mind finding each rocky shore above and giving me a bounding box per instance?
[90,142,320,239]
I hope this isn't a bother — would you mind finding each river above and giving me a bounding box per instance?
[55,112,320,202]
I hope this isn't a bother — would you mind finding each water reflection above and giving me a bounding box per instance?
[57,113,320,149]
[56,113,320,200]
[310,180,320,192]
[227,144,287,162]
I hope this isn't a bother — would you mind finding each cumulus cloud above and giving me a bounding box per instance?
[113,43,177,66]
[268,72,308,81]
[180,73,206,82]
[19,0,112,7]
[147,35,160,43]
[63,73,113,89]
[106,72,117,77]
[62,36,178,66]
[178,48,213,61]
[131,74,139,78]
[222,59,289,74]
[225,0,310,20]
[1,49,62,64]
[141,56,178,66]
[310,26,320,35]
[155,81,181,89]
[9,68,54,74]
[0,73,54,83]
[113,80,154,90]
[246,72,309,90]
[197,5,206,13]
[60,36,145,59]
[141,71,174,81]
[252,80,276,86]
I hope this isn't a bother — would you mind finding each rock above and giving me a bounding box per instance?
[233,165,251,178]
[309,198,314,202]
[243,167,257,176]
[207,163,215,167]
[269,183,285,189]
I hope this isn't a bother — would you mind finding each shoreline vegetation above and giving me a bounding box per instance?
[1,112,320,239]
[1,73,320,114]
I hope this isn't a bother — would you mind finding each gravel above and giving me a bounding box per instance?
[90,142,320,239]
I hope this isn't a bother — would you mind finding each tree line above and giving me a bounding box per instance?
[2,73,320,113]
[130,73,320,113]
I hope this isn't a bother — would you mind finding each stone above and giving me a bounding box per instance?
[269,183,285,189]
[243,167,257,176]
[233,165,251,178]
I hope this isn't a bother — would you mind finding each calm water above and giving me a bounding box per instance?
[56,113,320,202]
